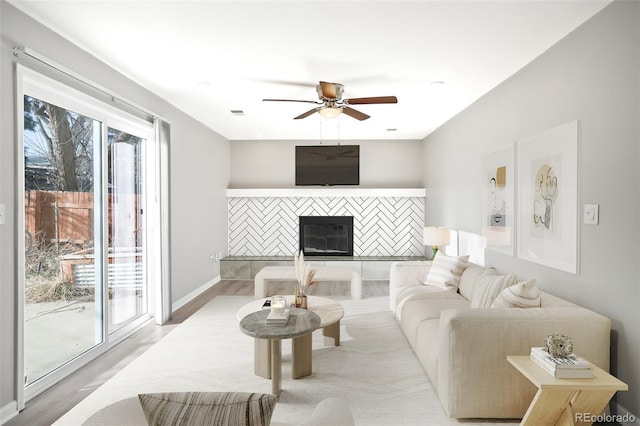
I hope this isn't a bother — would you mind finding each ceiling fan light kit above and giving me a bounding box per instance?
[263,81,397,121]
[318,106,342,119]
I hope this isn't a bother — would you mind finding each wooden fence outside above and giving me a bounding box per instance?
[24,190,141,246]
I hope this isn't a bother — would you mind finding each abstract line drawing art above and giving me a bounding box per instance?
[489,167,506,227]
[481,147,514,256]
[517,121,578,274]
[533,163,558,230]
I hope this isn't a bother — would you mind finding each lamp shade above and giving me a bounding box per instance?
[423,226,450,247]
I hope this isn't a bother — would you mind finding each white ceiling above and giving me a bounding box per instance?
[10,0,610,141]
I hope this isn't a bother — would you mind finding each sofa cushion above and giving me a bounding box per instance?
[414,319,441,385]
[458,264,491,301]
[470,270,517,308]
[491,279,540,308]
[397,291,469,348]
[425,252,469,291]
[138,392,277,426]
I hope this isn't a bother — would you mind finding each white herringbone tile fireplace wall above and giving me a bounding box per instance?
[228,195,425,256]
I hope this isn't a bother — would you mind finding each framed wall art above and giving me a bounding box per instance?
[516,121,579,274]
[481,146,515,256]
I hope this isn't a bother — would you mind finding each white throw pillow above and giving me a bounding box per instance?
[425,251,469,291]
[491,279,541,308]
[470,270,517,308]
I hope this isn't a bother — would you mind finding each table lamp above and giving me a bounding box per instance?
[423,226,450,260]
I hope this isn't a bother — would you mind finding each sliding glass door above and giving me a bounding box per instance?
[20,67,158,399]
[23,96,104,387]
[107,127,147,332]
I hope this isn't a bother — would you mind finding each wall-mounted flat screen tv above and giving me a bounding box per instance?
[295,145,360,186]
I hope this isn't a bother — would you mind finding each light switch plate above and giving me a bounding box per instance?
[584,204,599,225]
[0,203,5,225]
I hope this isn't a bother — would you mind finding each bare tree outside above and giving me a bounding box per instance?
[25,96,94,192]
[24,96,96,304]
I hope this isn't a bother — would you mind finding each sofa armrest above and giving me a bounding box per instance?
[437,307,611,419]
[389,261,432,311]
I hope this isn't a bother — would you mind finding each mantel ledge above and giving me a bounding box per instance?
[226,187,426,198]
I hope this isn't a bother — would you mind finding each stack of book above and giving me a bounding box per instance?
[530,347,593,378]
[266,308,291,326]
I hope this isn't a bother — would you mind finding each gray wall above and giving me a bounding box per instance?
[423,0,639,416]
[230,139,423,188]
[0,2,230,412]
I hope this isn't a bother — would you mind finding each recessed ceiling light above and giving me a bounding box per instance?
[387,128,397,132]
[196,81,211,87]
[230,110,245,116]
[430,81,445,86]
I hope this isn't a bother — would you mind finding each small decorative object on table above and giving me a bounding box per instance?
[293,250,317,309]
[544,333,573,357]
[270,295,286,315]
[266,296,290,325]
[530,334,592,378]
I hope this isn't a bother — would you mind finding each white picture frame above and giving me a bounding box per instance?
[516,121,579,274]
[481,146,515,256]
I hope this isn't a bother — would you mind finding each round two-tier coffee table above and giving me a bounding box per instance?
[237,296,344,396]
[239,308,320,397]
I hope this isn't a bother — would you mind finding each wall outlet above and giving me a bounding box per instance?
[209,254,215,263]
[214,252,223,262]
[584,204,599,225]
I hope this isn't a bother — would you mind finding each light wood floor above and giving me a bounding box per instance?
[7,279,388,426]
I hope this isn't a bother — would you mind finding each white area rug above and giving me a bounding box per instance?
[55,296,517,425]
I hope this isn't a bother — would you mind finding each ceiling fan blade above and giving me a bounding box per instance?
[253,79,317,88]
[319,81,338,99]
[294,107,321,120]
[342,107,370,121]
[345,96,398,105]
[263,98,320,104]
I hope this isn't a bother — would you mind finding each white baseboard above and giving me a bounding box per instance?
[1,401,18,425]
[171,275,221,313]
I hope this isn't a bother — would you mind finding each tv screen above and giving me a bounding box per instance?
[295,145,360,186]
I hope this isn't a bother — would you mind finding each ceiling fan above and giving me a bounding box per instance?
[263,81,397,121]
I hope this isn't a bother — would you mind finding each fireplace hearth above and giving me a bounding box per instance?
[299,216,353,256]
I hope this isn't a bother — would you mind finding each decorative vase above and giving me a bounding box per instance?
[293,282,302,308]
[294,281,308,309]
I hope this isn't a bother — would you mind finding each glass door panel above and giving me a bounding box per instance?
[23,95,104,386]
[107,128,147,333]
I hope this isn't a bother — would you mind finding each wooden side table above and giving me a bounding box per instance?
[507,355,628,426]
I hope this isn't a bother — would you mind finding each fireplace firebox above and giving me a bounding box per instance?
[299,216,354,256]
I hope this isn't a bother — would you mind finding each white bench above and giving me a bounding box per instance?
[254,265,362,299]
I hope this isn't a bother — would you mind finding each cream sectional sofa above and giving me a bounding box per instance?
[389,259,611,419]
